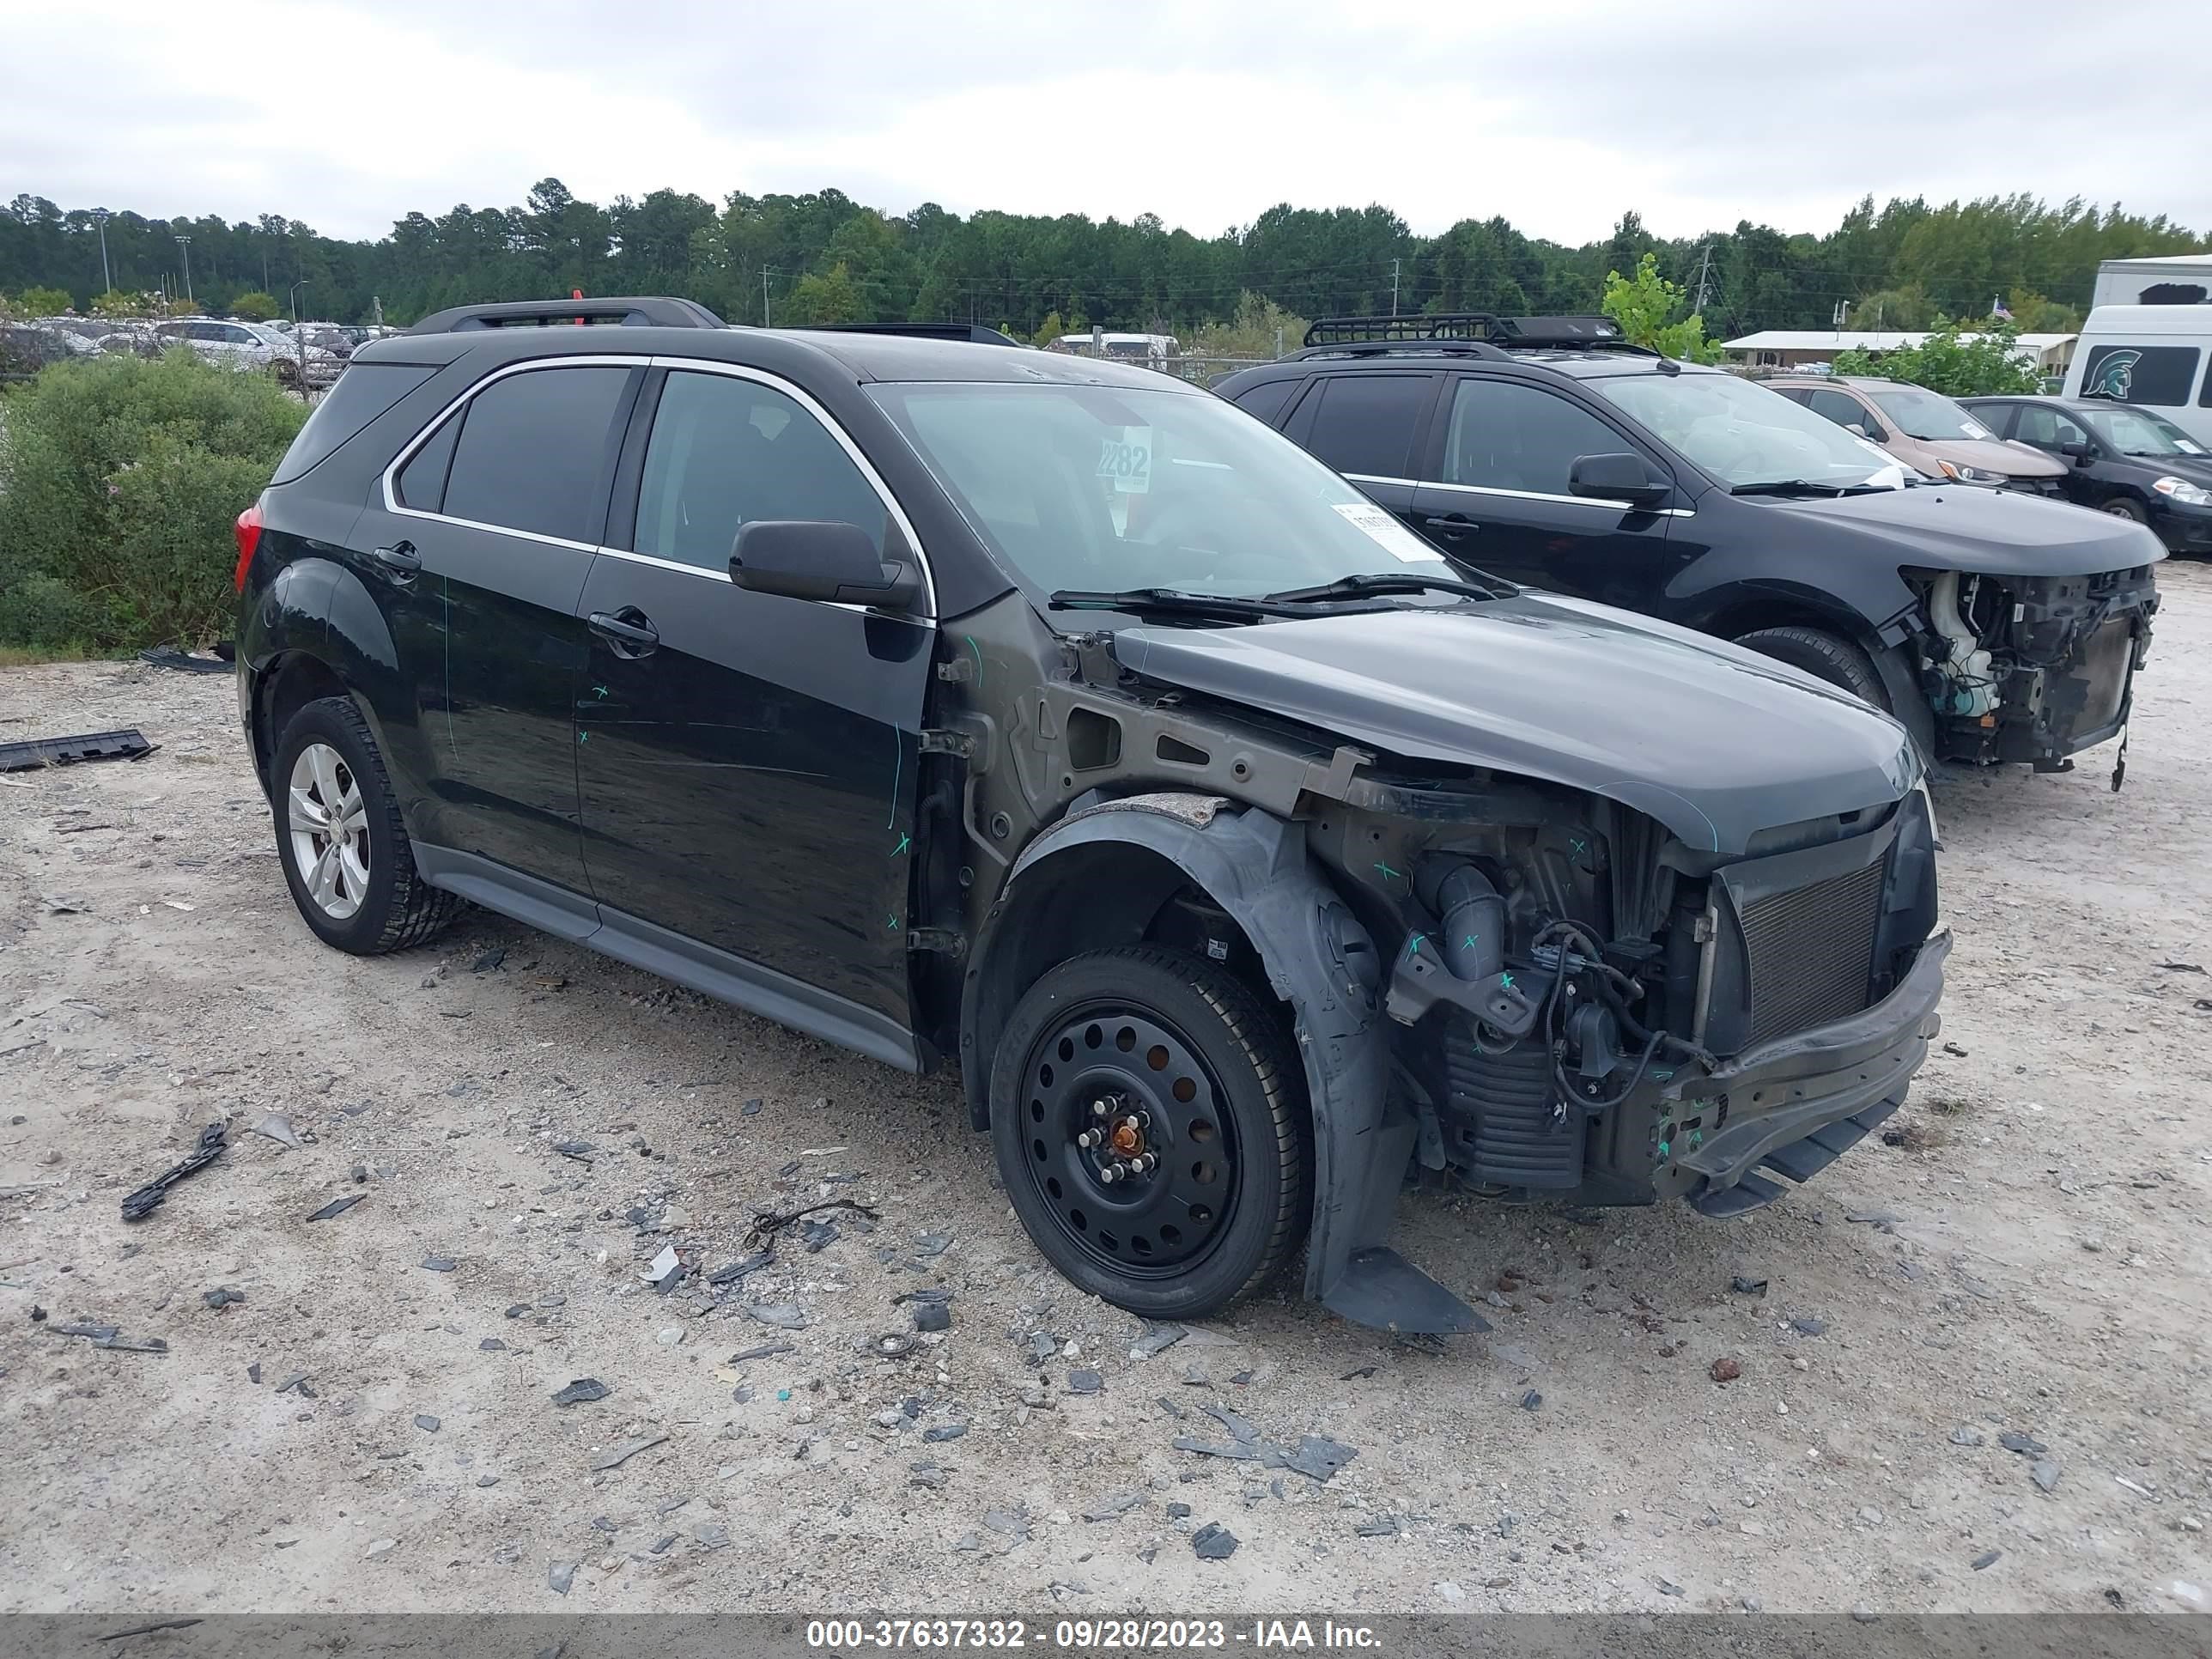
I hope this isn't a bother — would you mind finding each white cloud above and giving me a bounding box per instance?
[9,0,2209,243]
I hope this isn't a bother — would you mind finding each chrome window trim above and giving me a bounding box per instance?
[1342,472,1696,519]
[377,352,939,618]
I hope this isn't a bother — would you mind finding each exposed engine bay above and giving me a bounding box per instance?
[1908,562,2159,771]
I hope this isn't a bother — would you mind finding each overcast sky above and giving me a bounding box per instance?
[11,0,2210,246]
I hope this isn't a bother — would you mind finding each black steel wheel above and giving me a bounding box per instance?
[989,945,1308,1319]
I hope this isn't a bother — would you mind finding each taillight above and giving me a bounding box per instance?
[234,502,264,592]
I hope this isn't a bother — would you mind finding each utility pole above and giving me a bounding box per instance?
[174,235,193,305]
[1390,257,1401,318]
[1692,245,1713,315]
[763,267,772,328]
[92,208,112,295]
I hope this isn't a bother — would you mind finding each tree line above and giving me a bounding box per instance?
[3,181,2201,341]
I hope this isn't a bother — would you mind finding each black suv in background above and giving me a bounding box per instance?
[1218,315,2164,777]
[1960,394,2212,556]
[235,296,1947,1335]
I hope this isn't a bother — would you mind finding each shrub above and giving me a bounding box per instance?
[0,351,306,650]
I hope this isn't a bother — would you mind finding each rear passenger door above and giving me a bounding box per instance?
[572,362,934,1066]
[1411,374,1680,605]
[365,357,641,903]
[1281,371,1438,526]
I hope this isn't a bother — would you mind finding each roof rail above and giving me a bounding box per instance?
[796,321,1024,346]
[405,296,726,334]
[1301,312,1650,354]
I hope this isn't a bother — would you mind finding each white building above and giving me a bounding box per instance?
[1721,330,2076,374]
[2092,252,2212,310]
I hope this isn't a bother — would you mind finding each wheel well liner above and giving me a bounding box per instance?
[962,794,1396,1303]
[252,651,350,788]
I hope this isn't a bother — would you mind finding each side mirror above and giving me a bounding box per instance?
[1568,452,1669,507]
[1845,422,1874,439]
[730,520,921,611]
[2058,441,2094,464]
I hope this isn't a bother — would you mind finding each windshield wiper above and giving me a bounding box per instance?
[1260,570,1513,605]
[1730,478,1887,498]
[1048,587,1307,622]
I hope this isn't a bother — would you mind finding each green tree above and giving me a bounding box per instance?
[229,289,280,320]
[19,283,72,314]
[91,289,154,318]
[1844,284,1937,331]
[1829,324,2042,397]
[784,262,864,326]
[1189,290,1310,359]
[1601,253,1722,362]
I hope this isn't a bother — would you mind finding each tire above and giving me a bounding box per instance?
[270,695,456,955]
[2102,497,2150,524]
[1734,624,1892,710]
[989,945,1310,1321]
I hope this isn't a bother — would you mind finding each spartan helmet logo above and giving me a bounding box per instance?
[2086,349,2140,399]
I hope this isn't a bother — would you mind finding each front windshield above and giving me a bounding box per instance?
[866,382,1455,599]
[1590,371,1907,490]
[2086,405,2209,459]
[1863,382,1994,441]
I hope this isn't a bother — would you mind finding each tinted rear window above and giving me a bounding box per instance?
[2079,343,2201,409]
[440,366,632,543]
[270,363,439,484]
[1229,378,1300,426]
[1302,374,1429,477]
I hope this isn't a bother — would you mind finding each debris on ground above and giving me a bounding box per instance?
[48,1322,168,1354]
[202,1287,245,1310]
[247,1113,302,1152]
[641,1244,684,1291]
[744,1198,879,1251]
[0,728,155,773]
[742,1303,806,1331]
[1729,1276,1769,1297]
[306,1194,364,1222]
[1190,1522,1238,1560]
[912,1300,951,1334]
[551,1378,610,1406]
[594,1434,668,1471]
[420,1255,458,1273]
[120,1123,228,1223]
[1710,1358,1742,1383]
[137,647,234,675]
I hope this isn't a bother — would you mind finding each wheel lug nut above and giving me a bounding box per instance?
[1092,1100,1110,1117]
[1099,1164,1121,1183]
[1076,1130,1097,1149]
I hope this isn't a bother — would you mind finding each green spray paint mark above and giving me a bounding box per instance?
[1570,836,1589,858]
[576,730,590,744]
[1404,932,1426,961]
[965,635,985,688]
[1651,1068,1674,1083]
[1498,970,1515,990]
[1688,1129,1704,1149]
[1462,933,1479,952]
[890,832,912,858]
[1656,1140,1671,1160]
[592,684,609,700]
[1372,861,1402,884]
[886,915,901,930]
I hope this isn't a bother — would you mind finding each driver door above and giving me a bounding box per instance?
[574,363,934,1066]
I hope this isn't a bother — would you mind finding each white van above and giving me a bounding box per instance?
[2063,305,2212,447]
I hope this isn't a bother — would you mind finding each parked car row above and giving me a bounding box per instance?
[0,314,350,388]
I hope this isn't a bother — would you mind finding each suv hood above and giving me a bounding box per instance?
[1112,595,1917,855]
[1747,482,2165,575]
[1913,437,2066,479]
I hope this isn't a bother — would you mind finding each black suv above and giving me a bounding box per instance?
[1218,315,2164,776]
[1959,394,2212,556]
[235,296,1946,1334]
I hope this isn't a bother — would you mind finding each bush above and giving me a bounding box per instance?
[0,351,306,651]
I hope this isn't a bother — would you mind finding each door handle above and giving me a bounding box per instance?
[1423,514,1479,533]
[588,608,659,658]
[370,540,420,580]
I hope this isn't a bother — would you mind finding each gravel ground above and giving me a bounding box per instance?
[3,567,2209,1617]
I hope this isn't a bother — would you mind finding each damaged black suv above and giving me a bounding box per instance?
[1218,315,2163,779]
[234,296,1947,1334]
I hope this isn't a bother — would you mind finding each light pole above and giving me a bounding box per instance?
[93,208,112,295]
[174,235,193,305]
[289,279,309,324]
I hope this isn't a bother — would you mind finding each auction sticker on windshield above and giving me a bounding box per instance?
[1333,501,1446,562]
[1098,428,1152,493]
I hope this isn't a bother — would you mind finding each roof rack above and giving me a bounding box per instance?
[795,321,1024,346]
[1299,313,1650,356]
[405,296,726,334]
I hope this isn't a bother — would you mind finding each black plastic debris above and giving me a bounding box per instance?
[421,1255,459,1273]
[746,1198,879,1251]
[471,948,507,973]
[138,647,234,675]
[202,1287,246,1310]
[307,1194,365,1222]
[1191,1522,1238,1560]
[741,1098,763,1116]
[912,1301,951,1334]
[122,1123,227,1222]
[1067,1369,1103,1395]
[552,1377,611,1406]
[1,728,155,774]
[1729,1276,1769,1297]
[727,1342,794,1364]
[1519,1389,1543,1410]
[50,1322,168,1355]
[1340,1364,1379,1381]
[708,1253,773,1285]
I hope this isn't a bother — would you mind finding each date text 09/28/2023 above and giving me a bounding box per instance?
[804,1619,1384,1650]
